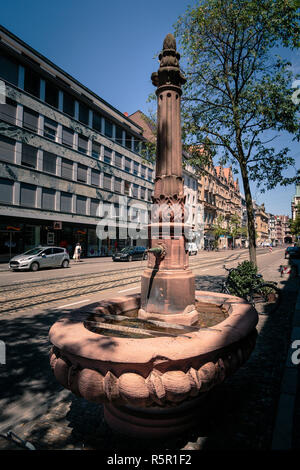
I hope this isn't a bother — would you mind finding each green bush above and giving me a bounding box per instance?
[227,261,263,297]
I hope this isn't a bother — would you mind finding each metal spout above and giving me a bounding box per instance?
[148,245,166,257]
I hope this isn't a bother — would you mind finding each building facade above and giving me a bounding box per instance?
[253,202,269,245]
[198,165,242,249]
[0,26,155,261]
[292,182,300,220]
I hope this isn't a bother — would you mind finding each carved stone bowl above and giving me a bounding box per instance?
[49,291,258,438]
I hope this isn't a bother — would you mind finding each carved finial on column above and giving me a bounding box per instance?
[151,34,186,90]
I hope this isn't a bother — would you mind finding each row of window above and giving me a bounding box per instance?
[0,178,151,218]
[0,49,143,152]
[0,101,154,181]
[0,135,153,200]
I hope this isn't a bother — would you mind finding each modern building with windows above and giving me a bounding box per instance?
[0,26,154,261]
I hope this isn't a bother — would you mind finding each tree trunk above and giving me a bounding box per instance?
[240,161,257,266]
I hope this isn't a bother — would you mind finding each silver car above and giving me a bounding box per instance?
[9,246,70,272]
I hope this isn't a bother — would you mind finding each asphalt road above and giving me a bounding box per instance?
[0,246,286,315]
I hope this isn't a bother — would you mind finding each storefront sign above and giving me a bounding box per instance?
[47,232,55,245]
[53,221,62,230]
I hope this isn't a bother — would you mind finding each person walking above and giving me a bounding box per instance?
[73,242,82,263]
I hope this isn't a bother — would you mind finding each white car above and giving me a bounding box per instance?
[186,242,198,256]
[9,246,70,271]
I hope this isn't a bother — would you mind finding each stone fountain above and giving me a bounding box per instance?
[49,34,258,439]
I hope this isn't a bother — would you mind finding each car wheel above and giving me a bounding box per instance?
[128,255,133,262]
[143,253,148,260]
[30,262,39,272]
[62,259,69,268]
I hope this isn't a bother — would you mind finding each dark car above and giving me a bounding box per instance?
[285,246,300,259]
[112,246,148,262]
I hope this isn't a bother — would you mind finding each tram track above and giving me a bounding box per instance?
[0,248,278,313]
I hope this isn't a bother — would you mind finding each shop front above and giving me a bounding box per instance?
[0,216,147,262]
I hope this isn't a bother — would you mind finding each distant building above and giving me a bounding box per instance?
[253,202,269,245]
[292,182,300,220]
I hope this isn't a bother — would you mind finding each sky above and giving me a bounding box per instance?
[1,0,299,216]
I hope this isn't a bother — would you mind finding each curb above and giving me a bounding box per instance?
[271,260,300,450]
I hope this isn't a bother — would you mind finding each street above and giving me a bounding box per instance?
[0,247,285,315]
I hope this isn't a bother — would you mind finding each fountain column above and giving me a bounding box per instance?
[138,34,198,326]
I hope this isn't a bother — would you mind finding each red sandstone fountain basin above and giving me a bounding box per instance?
[49,291,258,414]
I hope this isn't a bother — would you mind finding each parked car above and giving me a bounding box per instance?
[112,246,148,262]
[186,242,198,256]
[285,246,300,259]
[9,246,70,271]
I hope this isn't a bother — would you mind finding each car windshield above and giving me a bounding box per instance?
[120,247,132,253]
[23,247,43,256]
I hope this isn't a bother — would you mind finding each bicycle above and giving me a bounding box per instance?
[221,265,282,315]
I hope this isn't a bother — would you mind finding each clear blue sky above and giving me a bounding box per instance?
[1,0,299,216]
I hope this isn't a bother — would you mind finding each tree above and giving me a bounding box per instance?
[175,0,300,265]
[211,214,226,247]
[228,213,243,247]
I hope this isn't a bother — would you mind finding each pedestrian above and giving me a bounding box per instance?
[73,242,82,263]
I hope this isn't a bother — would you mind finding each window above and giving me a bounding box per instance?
[21,144,37,169]
[77,164,87,183]
[90,198,100,217]
[125,131,132,149]
[148,169,153,181]
[76,195,86,215]
[124,181,130,196]
[0,135,15,163]
[44,117,57,140]
[114,177,122,193]
[53,248,64,254]
[20,183,36,207]
[23,107,39,133]
[91,169,100,186]
[92,141,101,158]
[43,151,56,174]
[0,51,18,85]
[61,192,72,212]
[140,187,146,200]
[0,97,16,125]
[45,81,58,108]
[132,184,139,198]
[24,67,40,97]
[115,126,123,145]
[115,152,123,169]
[42,248,53,256]
[62,126,74,148]
[125,157,131,173]
[61,158,73,180]
[0,178,13,204]
[104,147,112,164]
[63,92,75,117]
[134,138,141,153]
[78,134,88,154]
[133,161,139,176]
[92,112,102,132]
[42,188,55,210]
[79,102,89,125]
[103,173,111,190]
[141,165,146,179]
[104,119,113,138]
